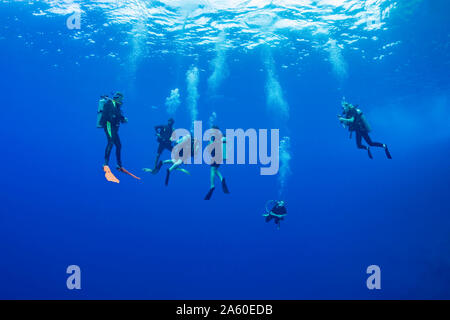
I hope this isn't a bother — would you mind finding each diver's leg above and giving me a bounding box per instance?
[210,166,216,189]
[153,153,161,170]
[166,160,182,186]
[216,169,229,194]
[205,166,216,200]
[113,128,122,168]
[153,143,166,169]
[169,159,182,172]
[215,169,223,182]
[362,132,384,148]
[362,132,392,158]
[356,132,367,150]
[150,144,165,174]
[104,128,114,166]
[356,131,372,159]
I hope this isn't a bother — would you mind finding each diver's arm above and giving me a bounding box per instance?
[169,129,176,141]
[120,115,128,124]
[270,205,287,217]
[269,212,285,218]
[119,109,128,123]
[154,126,164,140]
[339,116,354,124]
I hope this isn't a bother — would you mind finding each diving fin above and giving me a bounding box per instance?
[103,165,120,183]
[165,169,170,186]
[221,178,230,194]
[204,187,215,200]
[177,168,191,175]
[384,145,392,159]
[118,167,141,180]
[367,147,373,159]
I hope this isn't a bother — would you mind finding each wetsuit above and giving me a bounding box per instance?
[155,124,174,154]
[100,99,126,167]
[344,108,384,151]
[266,204,287,224]
[210,136,226,168]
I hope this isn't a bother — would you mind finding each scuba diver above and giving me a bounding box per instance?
[144,118,175,174]
[204,125,230,200]
[338,100,392,159]
[263,200,287,230]
[160,134,200,186]
[97,92,140,183]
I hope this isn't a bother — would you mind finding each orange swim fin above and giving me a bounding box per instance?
[118,167,141,180]
[104,165,120,183]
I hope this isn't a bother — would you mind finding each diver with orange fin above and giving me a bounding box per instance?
[97,92,140,183]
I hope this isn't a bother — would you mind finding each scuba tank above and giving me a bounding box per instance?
[350,108,372,133]
[341,105,372,133]
[209,135,227,163]
[360,113,372,132]
[97,95,110,128]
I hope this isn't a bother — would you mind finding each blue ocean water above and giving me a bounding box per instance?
[0,0,449,299]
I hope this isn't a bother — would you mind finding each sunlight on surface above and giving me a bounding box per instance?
[1,0,408,60]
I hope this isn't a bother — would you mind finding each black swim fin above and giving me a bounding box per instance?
[204,187,215,200]
[165,169,170,186]
[384,145,392,159]
[221,178,230,194]
[367,147,373,159]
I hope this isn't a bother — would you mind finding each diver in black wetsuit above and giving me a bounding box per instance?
[263,200,287,229]
[338,101,392,159]
[145,118,175,174]
[204,126,230,200]
[99,92,127,169]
